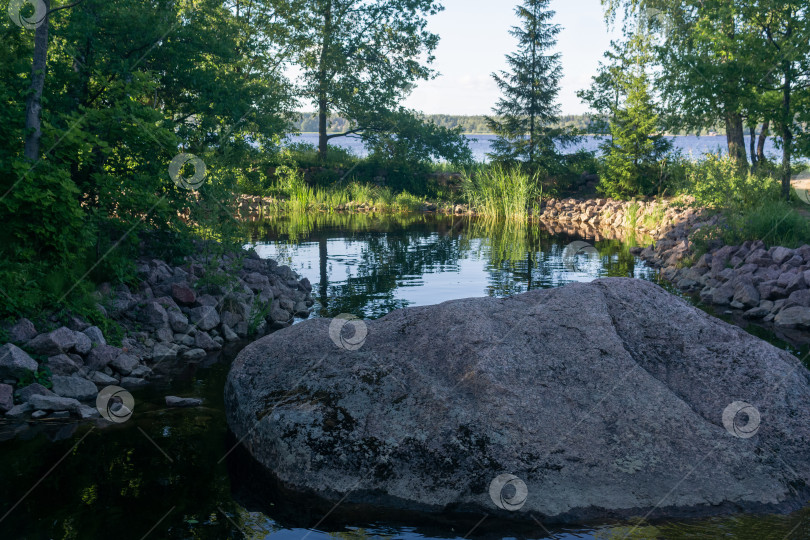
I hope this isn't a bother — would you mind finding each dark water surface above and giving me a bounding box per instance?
[1,214,809,539]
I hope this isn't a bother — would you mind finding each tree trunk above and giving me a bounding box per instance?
[756,121,769,164]
[24,0,51,163]
[318,98,328,161]
[749,126,757,169]
[724,111,748,169]
[781,68,793,201]
[317,0,333,163]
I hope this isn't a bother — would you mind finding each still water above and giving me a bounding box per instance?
[289,133,782,163]
[1,214,808,540]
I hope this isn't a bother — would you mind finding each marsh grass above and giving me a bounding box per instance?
[463,165,540,219]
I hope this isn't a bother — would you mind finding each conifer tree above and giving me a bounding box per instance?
[486,0,565,167]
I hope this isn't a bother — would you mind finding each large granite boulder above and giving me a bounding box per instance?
[224,278,810,523]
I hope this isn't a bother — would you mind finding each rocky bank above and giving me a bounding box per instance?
[0,248,313,423]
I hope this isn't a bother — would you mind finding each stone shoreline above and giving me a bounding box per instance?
[535,197,810,340]
[0,246,314,424]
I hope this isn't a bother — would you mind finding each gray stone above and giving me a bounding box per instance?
[31,410,47,419]
[226,278,810,522]
[786,290,810,309]
[710,282,735,305]
[0,383,13,412]
[197,294,219,307]
[82,326,106,346]
[73,331,92,355]
[51,375,98,401]
[174,334,195,347]
[189,306,220,332]
[140,301,169,328]
[119,377,148,390]
[194,331,221,351]
[156,326,175,343]
[78,404,101,419]
[732,281,760,309]
[129,365,151,378]
[743,306,771,320]
[168,310,189,333]
[221,311,242,328]
[165,396,203,408]
[221,324,239,342]
[110,354,140,376]
[772,247,795,265]
[90,371,119,385]
[269,305,291,324]
[234,322,248,338]
[29,394,82,413]
[774,307,810,328]
[46,354,82,376]
[5,402,32,418]
[85,345,122,371]
[8,318,37,343]
[27,327,77,356]
[171,282,197,306]
[17,383,53,402]
[182,348,206,361]
[785,272,806,295]
[151,343,178,363]
[0,344,38,380]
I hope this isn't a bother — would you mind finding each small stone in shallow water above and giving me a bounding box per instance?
[182,348,206,361]
[31,410,47,419]
[119,377,148,390]
[5,403,32,418]
[165,396,203,408]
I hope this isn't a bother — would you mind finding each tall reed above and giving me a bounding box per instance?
[463,165,539,219]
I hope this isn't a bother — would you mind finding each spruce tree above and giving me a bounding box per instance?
[487,0,565,167]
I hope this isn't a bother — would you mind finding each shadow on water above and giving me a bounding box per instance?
[0,212,809,539]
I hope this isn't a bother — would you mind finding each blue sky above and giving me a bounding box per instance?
[403,0,619,116]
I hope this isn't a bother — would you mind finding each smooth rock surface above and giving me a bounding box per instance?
[0,384,13,412]
[0,344,38,380]
[29,394,82,413]
[27,327,77,355]
[225,278,810,522]
[165,396,203,408]
[51,375,98,401]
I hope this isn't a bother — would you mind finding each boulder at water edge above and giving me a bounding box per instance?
[224,278,810,522]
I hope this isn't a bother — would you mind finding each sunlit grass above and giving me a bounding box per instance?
[462,164,540,219]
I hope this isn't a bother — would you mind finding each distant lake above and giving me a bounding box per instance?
[290,133,781,162]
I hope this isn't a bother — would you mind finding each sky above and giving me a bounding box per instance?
[402,0,620,116]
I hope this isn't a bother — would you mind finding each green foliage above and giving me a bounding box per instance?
[291,0,443,161]
[487,0,574,167]
[247,297,273,337]
[16,364,53,390]
[681,155,782,209]
[598,68,673,199]
[0,0,291,321]
[691,200,810,253]
[462,165,540,219]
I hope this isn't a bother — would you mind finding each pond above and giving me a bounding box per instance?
[1,214,808,540]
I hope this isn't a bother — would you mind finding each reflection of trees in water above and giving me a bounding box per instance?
[321,229,467,319]
[249,213,650,320]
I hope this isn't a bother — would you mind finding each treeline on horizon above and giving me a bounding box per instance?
[290,112,727,136]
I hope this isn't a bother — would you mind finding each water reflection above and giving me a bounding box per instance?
[248,214,658,320]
